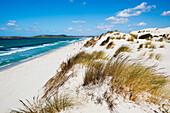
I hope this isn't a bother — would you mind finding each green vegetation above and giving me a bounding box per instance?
[43,51,106,97]
[114,45,132,57]
[84,55,168,101]
[11,93,74,113]
[138,44,143,50]
[139,34,152,39]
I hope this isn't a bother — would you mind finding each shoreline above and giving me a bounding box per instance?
[0,39,87,113]
[0,39,86,72]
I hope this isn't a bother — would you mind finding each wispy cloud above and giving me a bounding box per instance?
[95,23,114,31]
[15,27,22,30]
[161,11,170,16]
[25,27,41,32]
[105,16,128,24]
[72,21,86,23]
[6,20,18,27]
[128,22,147,27]
[116,2,156,17]
[0,28,7,30]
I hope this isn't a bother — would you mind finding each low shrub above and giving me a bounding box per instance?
[139,34,152,39]
[138,44,143,49]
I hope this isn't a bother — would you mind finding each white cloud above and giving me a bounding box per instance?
[25,27,41,32]
[72,21,86,23]
[15,28,22,30]
[9,20,16,23]
[0,28,7,30]
[161,11,170,16]
[6,20,18,27]
[116,2,156,17]
[68,27,73,30]
[83,2,86,5]
[128,22,147,27]
[69,0,73,2]
[105,16,128,24]
[96,23,114,31]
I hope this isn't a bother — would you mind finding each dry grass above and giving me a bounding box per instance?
[155,54,162,61]
[84,38,97,47]
[84,55,168,102]
[149,44,156,49]
[148,53,154,59]
[106,41,115,49]
[114,45,132,57]
[100,37,110,46]
[129,33,138,39]
[127,37,134,42]
[11,93,74,113]
[159,45,165,48]
[43,51,106,97]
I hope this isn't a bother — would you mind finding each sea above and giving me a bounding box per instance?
[0,37,84,70]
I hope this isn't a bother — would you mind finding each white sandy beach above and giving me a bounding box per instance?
[0,27,170,113]
[0,40,87,113]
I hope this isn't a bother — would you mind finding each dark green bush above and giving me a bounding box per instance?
[139,34,152,39]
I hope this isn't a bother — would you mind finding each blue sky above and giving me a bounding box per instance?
[0,0,170,36]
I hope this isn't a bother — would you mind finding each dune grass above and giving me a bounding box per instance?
[11,93,74,113]
[84,55,168,101]
[106,41,115,49]
[84,37,97,47]
[43,51,106,98]
[114,45,132,57]
[159,45,165,48]
[100,37,110,46]
[155,54,162,61]
[129,33,138,39]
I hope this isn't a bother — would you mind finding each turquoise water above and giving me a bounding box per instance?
[0,38,84,69]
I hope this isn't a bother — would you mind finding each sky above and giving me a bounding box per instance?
[0,0,170,36]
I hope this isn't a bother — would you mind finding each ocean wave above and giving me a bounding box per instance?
[0,40,71,57]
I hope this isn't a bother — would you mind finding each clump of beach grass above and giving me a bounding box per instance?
[160,45,165,48]
[149,44,156,49]
[155,54,162,61]
[114,45,132,57]
[83,55,168,102]
[148,53,154,59]
[106,41,115,49]
[129,33,138,39]
[43,51,106,97]
[127,37,134,42]
[100,37,110,46]
[11,93,74,113]
[84,38,97,47]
